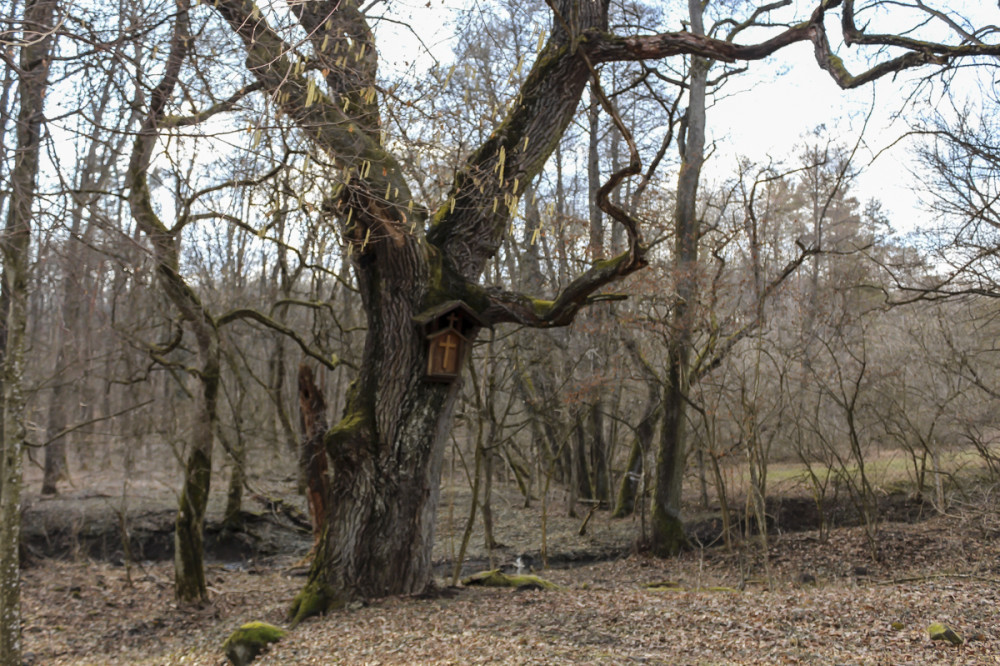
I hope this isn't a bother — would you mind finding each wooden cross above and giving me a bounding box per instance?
[438,334,459,371]
[446,312,462,330]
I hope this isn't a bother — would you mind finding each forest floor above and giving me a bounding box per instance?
[16,462,1000,665]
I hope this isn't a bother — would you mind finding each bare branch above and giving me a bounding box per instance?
[216,307,350,371]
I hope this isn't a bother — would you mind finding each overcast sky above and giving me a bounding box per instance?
[705,40,921,232]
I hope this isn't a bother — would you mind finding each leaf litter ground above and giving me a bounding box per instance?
[19,476,1000,665]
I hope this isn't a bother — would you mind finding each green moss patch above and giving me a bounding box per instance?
[288,579,343,627]
[222,621,286,666]
[461,569,561,591]
[928,622,963,646]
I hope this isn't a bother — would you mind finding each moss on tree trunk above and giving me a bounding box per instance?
[289,575,340,627]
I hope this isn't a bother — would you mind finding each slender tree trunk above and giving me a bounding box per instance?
[585,82,612,508]
[172,364,217,603]
[126,2,220,603]
[41,83,113,494]
[572,413,591,509]
[614,437,643,518]
[1,0,55,659]
[222,358,248,530]
[613,371,659,519]
[223,431,246,530]
[0,0,22,501]
[43,274,77,495]
[452,424,482,585]
[650,0,708,557]
[590,405,610,505]
[271,328,301,488]
[481,445,497,551]
[0,2,19,224]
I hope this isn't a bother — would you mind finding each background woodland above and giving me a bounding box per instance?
[3,0,1000,661]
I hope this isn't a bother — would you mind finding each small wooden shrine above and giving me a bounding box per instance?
[413,300,487,382]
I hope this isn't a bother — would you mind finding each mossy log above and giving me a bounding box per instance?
[223,621,286,666]
[461,569,561,590]
[927,622,963,646]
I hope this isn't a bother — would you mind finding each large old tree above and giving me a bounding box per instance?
[126,0,1000,616]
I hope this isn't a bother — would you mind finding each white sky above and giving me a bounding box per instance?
[705,40,922,232]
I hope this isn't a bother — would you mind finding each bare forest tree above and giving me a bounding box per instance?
[1,0,55,659]
[2,3,1000,655]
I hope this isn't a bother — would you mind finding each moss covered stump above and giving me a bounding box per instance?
[223,622,286,666]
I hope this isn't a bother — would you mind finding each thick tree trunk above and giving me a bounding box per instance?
[1,0,55,659]
[209,0,626,618]
[290,323,464,622]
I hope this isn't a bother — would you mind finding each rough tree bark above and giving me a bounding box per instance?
[1,0,55,659]
[204,0,656,619]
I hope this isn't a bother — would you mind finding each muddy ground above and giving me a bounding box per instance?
[20,459,935,573]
